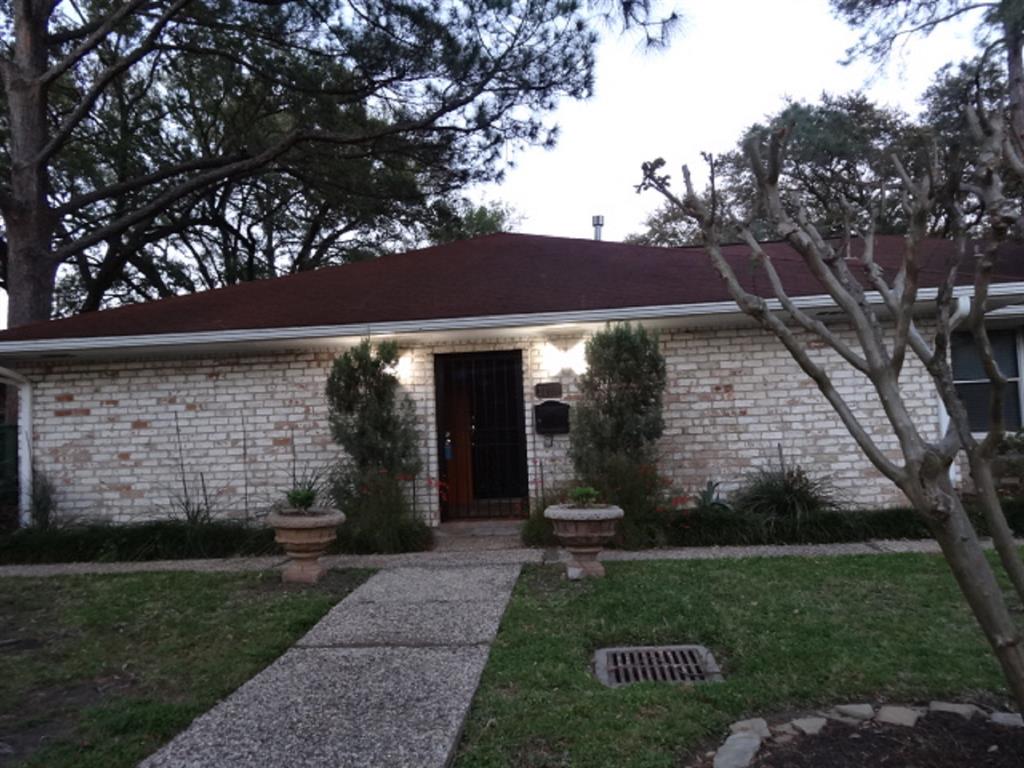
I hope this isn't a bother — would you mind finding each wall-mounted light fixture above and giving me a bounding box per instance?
[388,352,414,385]
[541,340,587,377]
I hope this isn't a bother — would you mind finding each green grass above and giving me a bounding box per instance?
[455,554,1019,768]
[0,569,370,767]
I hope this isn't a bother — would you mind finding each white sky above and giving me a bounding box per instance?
[0,0,984,328]
[475,0,983,242]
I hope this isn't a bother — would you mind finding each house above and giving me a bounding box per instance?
[0,233,1022,527]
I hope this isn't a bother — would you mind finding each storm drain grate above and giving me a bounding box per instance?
[593,645,723,688]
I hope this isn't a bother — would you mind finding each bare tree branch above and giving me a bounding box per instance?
[738,228,872,374]
[39,0,153,87]
[34,0,195,167]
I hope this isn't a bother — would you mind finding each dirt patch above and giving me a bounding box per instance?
[0,569,372,768]
[238,567,371,597]
[754,712,1024,768]
[0,680,127,767]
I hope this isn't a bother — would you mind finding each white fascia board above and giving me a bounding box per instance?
[2,281,1024,357]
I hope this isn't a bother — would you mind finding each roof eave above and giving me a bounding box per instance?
[1,282,1023,359]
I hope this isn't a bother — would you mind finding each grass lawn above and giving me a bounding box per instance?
[0,569,370,768]
[455,554,1020,768]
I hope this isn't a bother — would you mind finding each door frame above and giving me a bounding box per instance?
[433,349,529,521]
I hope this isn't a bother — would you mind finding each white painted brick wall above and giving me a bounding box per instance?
[656,324,937,507]
[18,321,939,524]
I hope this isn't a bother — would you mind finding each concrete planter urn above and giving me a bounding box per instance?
[544,504,624,579]
[268,509,346,584]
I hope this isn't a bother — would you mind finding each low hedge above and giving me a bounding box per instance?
[0,520,278,564]
[0,515,436,565]
[521,498,1024,549]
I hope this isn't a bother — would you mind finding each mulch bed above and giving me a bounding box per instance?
[754,712,1024,768]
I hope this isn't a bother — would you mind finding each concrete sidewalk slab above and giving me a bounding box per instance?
[347,564,520,603]
[139,564,520,768]
[140,645,489,768]
[296,598,508,648]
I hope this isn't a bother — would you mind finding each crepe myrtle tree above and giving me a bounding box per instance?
[628,0,1024,707]
[637,105,1024,704]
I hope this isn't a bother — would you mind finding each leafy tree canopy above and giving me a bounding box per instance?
[628,67,1016,247]
[0,0,621,324]
[426,199,520,245]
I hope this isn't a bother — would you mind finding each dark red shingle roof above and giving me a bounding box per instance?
[1,233,1022,343]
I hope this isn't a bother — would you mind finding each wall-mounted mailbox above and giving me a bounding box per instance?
[534,400,570,435]
[535,382,563,400]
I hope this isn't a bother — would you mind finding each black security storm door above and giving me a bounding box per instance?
[434,351,529,520]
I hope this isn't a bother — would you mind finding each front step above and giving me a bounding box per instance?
[433,520,525,551]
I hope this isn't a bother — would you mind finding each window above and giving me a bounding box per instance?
[952,329,1022,432]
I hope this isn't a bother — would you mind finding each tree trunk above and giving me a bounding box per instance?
[3,0,58,327]
[914,474,1024,710]
[1005,20,1024,147]
[5,219,57,326]
[967,449,1024,603]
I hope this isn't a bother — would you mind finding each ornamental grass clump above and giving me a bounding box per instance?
[731,461,843,533]
[325,340,431,553]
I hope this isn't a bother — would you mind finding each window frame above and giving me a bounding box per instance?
[951,327,1024,435]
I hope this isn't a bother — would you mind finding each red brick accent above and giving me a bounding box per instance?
[109,483,145,499]
[55,393,74,402]
[117,452,131,461]
[131,419,150,429]
[185,403,200,412]
[101,399,119,406]
[54,408,90,417]
[272,437,292,447]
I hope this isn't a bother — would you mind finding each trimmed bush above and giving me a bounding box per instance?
[520,512,557,547]
[570,323,666,483]
[325,339,428,554]
[325,339,421,477]
[662,506,931,547]
[330,469,433,554]
[520,485,569,547]
[0,520,276,564]
[568,323,669,544]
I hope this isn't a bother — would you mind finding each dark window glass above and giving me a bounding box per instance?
[952,330,1021,432]
[952,330,1018,381]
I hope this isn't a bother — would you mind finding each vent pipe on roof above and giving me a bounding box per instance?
[592,215,604,241]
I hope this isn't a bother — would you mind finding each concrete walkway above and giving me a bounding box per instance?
[0,538,1017,578]
[140,564,520,768]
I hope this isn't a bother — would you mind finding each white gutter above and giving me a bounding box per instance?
[1,281,1022,357]
[0,367,31,527]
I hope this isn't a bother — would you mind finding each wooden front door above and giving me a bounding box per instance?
[434,351,529,520]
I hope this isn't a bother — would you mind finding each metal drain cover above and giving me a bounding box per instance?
[593,645,723,688]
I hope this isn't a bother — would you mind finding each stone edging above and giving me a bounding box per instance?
[707,702,1024,768]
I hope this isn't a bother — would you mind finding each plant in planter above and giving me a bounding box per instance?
[268,465,345,584]
[544,485,623,579]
